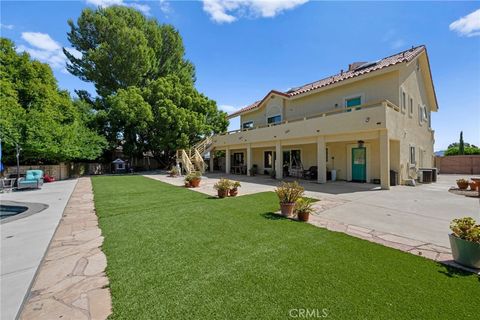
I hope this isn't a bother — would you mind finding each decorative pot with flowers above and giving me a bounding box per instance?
[294,198,315,222]
[274,181,304,217]
[169,166,180,177]
[449,217,480,268]
[214,178,232,198]
[185,171,202,188]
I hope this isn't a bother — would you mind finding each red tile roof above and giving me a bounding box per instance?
[228,45,426,118]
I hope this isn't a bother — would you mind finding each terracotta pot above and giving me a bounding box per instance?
[457,181,469,190]
[469,182,477,191]
[217,189,228,198]
[190,178,201,188]
[229,188,238,197]
[280,203,295,217]
[297,211,310,222]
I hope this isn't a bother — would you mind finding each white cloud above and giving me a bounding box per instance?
[449,9,480,37]
[129,3,151,15]
[1,23,14,30]
[17,33,82,73]
[219,104,240,113]
[202,0,309,24]
[159,0,172,14]
[85,0,123,7]
[390,39,406,50]
[21,32,61,51]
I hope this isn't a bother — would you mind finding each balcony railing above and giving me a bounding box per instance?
[219,99,399,136]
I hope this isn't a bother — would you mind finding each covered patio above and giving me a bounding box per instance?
[210,130,400,190]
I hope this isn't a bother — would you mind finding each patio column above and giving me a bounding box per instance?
[380,130,390,190]
[225,147,231,174]
[317,136,326,183]
[246,144,252,176]
[275,141,282,179]
[209,151,214,173]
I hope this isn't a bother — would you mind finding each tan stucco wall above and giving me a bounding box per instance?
[240,70,399,128]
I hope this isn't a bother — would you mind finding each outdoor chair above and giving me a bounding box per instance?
[17,170,44,189]
[303,166,318,180]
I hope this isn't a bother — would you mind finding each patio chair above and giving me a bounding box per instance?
[17,170,44,189]
[303,166,318,180]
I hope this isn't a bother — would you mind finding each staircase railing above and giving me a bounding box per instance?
[176,136,213,175]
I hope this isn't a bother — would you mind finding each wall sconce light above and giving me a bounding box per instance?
[376,122,382,125]
[316,129,320,133]
[357,140,364,148]
[365,117,370,123]
[285,130,290,134]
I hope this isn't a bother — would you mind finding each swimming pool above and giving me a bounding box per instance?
[0,201,48,223]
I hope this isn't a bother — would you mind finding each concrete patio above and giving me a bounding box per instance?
[1,179,77,320]
[146,172,479,253]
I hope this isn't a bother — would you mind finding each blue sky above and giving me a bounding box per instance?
[1,1,479,151]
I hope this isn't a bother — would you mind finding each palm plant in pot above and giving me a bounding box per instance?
[275,181,304,217]
[214,178,232,198]
[294,198,314,222]
[449,217,480,268]
[229,181,241,197]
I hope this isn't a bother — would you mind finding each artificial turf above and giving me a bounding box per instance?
[92,175,479,319]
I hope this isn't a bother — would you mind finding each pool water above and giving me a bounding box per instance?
[0,205,28,220]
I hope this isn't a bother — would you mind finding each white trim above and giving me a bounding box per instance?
[346,143,371,182]
[266,113,282,125]
[343,93,365,109]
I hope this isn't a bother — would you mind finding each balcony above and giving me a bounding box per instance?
[212,100,400,148]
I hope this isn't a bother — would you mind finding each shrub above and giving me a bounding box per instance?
[450,217,480,243]
[231,181,241,189]
[185,171,201,182]
[294,198,315,214]
[275,181,304,204]
[169,166,180,176]
[214,178,232,191]
[456,178,469,184]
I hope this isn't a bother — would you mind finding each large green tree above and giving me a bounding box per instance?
[64,6,227,165]
[0,38,106,164]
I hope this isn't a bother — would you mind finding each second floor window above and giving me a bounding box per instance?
[410,146,416,164]
[409,96,414,116]
[242,121,254,129]
[345,96,362,112]
[267,115,282,124]
[401,90,406,113]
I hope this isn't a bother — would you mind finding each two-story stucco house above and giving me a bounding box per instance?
[189,45,437,190]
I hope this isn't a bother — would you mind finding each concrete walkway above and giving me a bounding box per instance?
[145,172,479,273]
[19,178,112,320]
[1,179,77,320]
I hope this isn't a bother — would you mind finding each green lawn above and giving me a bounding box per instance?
[92,176,479,319]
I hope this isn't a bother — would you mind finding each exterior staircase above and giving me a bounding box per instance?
[176,136,213,174]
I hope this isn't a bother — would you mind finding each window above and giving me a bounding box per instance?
[264,151,273,168]
[401,89,406,113]
[418,104,427,125]
[242,121,254,129]
[233,153,244,165]
[326,148,329,162]
[291,150,301,167]
[267,115,282,124]
[409,96,414,116]
[410,146,416,165]
[345,96,362,110]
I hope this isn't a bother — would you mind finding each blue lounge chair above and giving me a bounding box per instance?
[17,170,44,189]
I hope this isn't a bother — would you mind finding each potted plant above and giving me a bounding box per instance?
[229,181,241,197]
[274,181,304,217]
[469,180,477,191]
[294,198,315,222]
[449,217,480,268]
[185,171,202,188]
[169,166,180,177]
[456,178,469,190]
[214,178,231,198]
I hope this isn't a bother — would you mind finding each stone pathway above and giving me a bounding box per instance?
[19,178,112,320]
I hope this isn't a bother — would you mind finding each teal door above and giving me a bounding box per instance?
[352,147,366,182]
